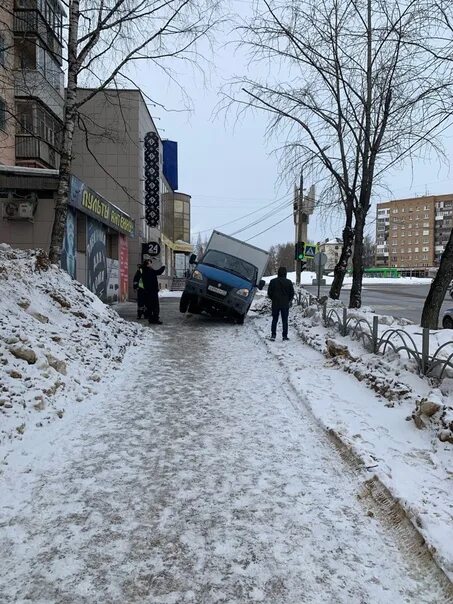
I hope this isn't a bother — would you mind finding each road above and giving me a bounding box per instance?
[304,283,453,325]
[1,298,451,603]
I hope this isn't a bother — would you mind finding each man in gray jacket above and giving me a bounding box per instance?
[267,266,295,341]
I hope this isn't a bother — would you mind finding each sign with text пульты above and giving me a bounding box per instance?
[69,175,135,237]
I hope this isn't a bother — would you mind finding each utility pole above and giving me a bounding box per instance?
[294,171,312,285]
[295,170,305,285]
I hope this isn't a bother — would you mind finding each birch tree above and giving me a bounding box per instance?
[230,0,453,307]
[47,0,217,264]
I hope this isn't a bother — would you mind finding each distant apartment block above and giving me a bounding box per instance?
[376,194,453,269]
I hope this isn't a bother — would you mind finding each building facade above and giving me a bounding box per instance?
[318,238,343,271]
[375,194,453,270]
[0,166,134,301]
[71,88,192,296]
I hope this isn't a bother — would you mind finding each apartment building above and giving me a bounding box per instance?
[0,0,64,169]
[375,193,453,269]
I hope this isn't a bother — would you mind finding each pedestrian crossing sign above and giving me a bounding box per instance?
[304,243,317,258]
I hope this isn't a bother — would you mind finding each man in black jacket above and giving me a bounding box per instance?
[132,264,146,319]
[142,259,166,324]
[267,266,295,341]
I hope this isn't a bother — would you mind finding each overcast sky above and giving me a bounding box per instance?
[133,8,453,252]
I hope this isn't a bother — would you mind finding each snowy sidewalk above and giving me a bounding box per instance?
[0,307,452,603]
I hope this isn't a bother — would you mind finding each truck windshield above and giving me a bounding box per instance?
[202,250,257,283]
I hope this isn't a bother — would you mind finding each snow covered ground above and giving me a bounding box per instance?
[1,246,452,602]
[251,299,453,583]
[1,304,453,602]
[264,271,432,286]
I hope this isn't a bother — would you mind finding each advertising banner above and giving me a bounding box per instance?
[87,218,107,300]
[61,207,77,279]
[119,235,129,302]
[144,131,160,227]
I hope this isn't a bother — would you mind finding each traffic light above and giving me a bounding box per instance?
[295,241,305,260]
[300,260,307,272]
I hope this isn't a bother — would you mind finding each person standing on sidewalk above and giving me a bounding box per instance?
[133,264,146,320]
[142,258,166,324]
[267,266,295,341]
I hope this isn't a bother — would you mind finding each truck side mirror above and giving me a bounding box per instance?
[189,253,197,265]
[258,279,266,290]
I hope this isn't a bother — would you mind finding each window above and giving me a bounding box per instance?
[16,101,34,134]
[0,97,5,131]
[15,38,36,69]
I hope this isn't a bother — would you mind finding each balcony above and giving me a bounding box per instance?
[15,69,64,120]
[16,135,60,168]
[14,11,63,61]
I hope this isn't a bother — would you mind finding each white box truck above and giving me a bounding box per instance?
[180,231,269,324]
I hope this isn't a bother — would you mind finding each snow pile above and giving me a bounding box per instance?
[0,245,143,453]
[251,292,453,445]
[292,300,453,445]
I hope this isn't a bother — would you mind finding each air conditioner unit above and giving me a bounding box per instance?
[2,199,35,220]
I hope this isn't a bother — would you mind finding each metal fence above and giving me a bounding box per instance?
[295,290,453,380]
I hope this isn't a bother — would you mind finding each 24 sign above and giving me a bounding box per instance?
[142,241,161,257]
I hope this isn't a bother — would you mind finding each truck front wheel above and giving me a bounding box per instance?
[180,291,191,313]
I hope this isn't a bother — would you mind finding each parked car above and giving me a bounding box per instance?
[442,308,453,329]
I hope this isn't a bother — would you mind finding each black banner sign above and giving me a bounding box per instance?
[144,131,160,227]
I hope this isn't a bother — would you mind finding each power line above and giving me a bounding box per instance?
[245,213,294,242]
[191,191,293,237]
[229,198,293,237]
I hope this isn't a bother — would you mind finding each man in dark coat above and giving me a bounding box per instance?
[141,259,166,324]
[133,264,146,319]
[267,266,295,341]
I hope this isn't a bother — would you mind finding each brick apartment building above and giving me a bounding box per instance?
[376,194,453,270]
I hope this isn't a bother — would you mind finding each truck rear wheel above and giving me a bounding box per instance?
[180,291,190,313]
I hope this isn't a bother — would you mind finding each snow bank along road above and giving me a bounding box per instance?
[1,300,452,603]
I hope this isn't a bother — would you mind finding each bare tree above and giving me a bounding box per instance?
[363,234,376,269]
[421,231,453,328]
[228,0,453,307]
[46,0,217,264]
[418,3,453,327]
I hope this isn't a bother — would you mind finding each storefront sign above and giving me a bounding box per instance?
[69,175,135,237]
